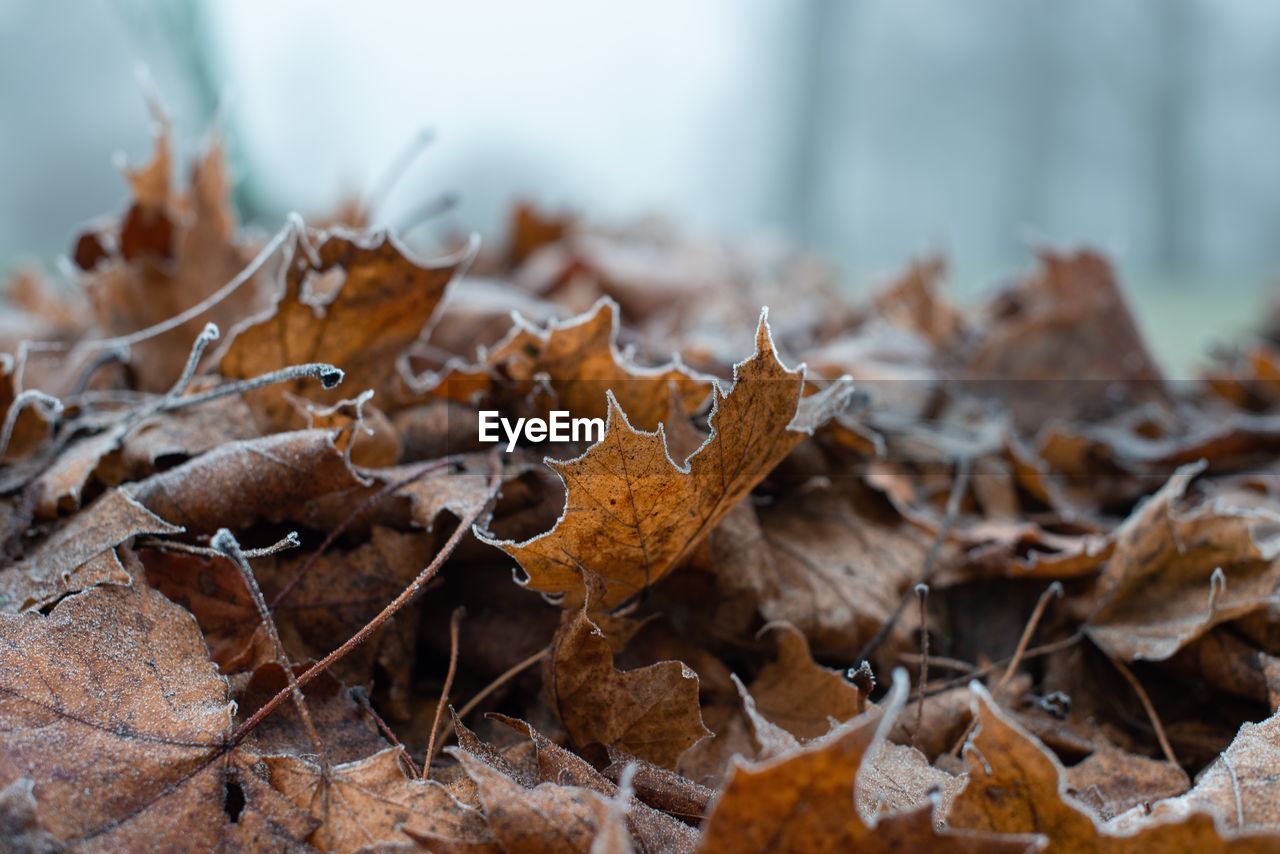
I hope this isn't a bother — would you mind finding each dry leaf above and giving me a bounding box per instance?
[484,311,854,608]
[219,226,474,430]
[547,582,710,768]
[1086,462,1280,661]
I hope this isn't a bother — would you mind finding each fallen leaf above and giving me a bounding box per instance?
[264,747,492,851]
[218,226,474,430]
[699,672,1026,852]
[1086,462,1280,661]
[484,311,854,608]
[449,747,628,854]
[948,683,1277,850]
[547,582,710,768]
[1,489,181,612]
[0,584,250,847]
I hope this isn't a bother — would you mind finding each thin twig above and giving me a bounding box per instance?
[899,653,973,674]
[229,461,501,747]
[213,529,325,757]
[166,322,220,399]
[913,583,929,750]
[854,456,971,664]
[351,686,420,779]
[144,531,300,560]
[1103,648,1180,767]
[363,128,435,218]
[425,607,465,775]
[924,633,1082,697]
[993,581,1064,696]
[432,648,551,751]
[18,218,297,363]
[949,581,1063,757]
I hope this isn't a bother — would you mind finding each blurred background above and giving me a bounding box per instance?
[2,0,1278,373]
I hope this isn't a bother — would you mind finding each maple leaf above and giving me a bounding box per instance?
[433,296,713,431]
[547,582,710,768]
[72,126,273,391]
[263,748,492,851]
[1085,462,1280,661]
[482,311,854,608]
[949,683,1280,851]
[699,672,1030,852]
[0,584,275,848]
[218,225,476,431]
[745,622,867,741]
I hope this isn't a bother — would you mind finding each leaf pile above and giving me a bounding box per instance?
[4,130,1280,852]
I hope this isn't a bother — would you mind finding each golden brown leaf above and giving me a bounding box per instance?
[458,297,713,431]
[218,226,474,430]
[547,586,710,769]
[948,684,1278,851]
[699,673,1027,853]
[484,312,853,608]
[74,129,273,391]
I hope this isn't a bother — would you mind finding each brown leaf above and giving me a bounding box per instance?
[125,429,363,533]
[1065,744,1190,822]
[747,622,866,741]
[1144,710,1280,833]
[699,673,1025,852]
[964,249,1166,430]
[1086,462,1280,661]
[490,714,701,851]
[264,748,493,851]
[548,585,710,768]
[74,129,273,391]
[1,489,181,612]
[713,491,933,655]
[484,312,854,609]
[450,747,623,854]
[218,227,474,430]
[948,684,1277,850]
[444,297,713,431]
[0,584,257,847]
[234,664,390,765]
[144,525,432,712]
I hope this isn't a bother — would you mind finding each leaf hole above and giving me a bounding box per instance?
[223,777,246,824]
